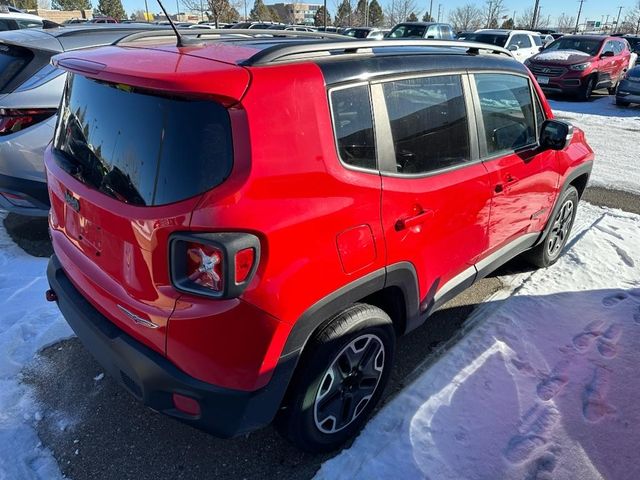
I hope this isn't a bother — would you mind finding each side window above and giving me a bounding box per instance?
[474,74,537,155]
[534,92,546,133]
[532,35,542,47]
[438,25,451,39]
[16,19,43,29]
[603,41,615,54]
[382,74,471,174]
[330,85,376,170]
[426,25,438,38]
[510,34,532,49]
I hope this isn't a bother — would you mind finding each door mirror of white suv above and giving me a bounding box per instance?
[540,120,574,151]
[508,45,519,51]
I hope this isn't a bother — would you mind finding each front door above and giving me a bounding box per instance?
[374,74,492,311]
[470,72,558,254]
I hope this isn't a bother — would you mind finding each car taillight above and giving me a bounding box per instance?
[170,233,260,299]
[0,108,56,136]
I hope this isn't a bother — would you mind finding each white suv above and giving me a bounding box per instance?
[0,7,45,31]
[465,29,543,63]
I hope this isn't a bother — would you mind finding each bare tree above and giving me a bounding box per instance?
[622,0,640,34]
[482,0,506,29]
[181,0,242,24]
[516,7,549,29]
[555,13,576,33]
[448,4,483,32]
[384,0,417,27]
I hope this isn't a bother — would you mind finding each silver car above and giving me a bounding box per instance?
[0,25,164,216]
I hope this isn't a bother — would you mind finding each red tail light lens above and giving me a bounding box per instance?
[170,233,260,299]
[186,243,224,292]
[0,108,56,136]
[235,248,255,284]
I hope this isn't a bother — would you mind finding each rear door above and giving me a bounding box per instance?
[471,72,558,255]
[375,73,492,310]
[598,40,618,86]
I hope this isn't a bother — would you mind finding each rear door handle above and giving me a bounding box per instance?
[395,209,434,231]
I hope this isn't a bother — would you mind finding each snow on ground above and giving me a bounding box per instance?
[550,96,640,195]
[0,214,71,479]
[316,203,640,480]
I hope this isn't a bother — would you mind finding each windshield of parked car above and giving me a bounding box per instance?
[346,28,371,38]
[54,75,233,206]
[544,38,602,55]
[462,33,508,47]
[388,24,426,38]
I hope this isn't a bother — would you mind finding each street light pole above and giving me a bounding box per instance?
[428,0,433,21]
[144,0,150,21]
[614,5,623,34]
[437,3,441,22]
[532,0,540,29]
[323,0,327,28]
[574,0,585,34]
[487,0,492,28]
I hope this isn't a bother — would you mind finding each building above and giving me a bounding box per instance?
[271,2,321,25]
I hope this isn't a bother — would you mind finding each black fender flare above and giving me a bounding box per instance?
[535,160,593,247]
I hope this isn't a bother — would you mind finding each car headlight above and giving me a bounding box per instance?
[570,62,592,71]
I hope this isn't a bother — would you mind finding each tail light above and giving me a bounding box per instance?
[0,108,56,136]
[170,233,260,299]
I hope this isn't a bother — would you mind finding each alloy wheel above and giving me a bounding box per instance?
[547,199,574,258]
[313,334,385,434]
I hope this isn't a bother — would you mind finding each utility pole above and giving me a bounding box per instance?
[605,14,609,32]
[429,0,433,21]
[437,3,442,22]
[486,0,492,28]
[574,0,585,34]
[200,0,203,21]
[323,0,327,28]
[614,5,623,34]
[244,0,247,21]
[637,16,640,35]
[144,0,150,21]
[532,0,540,29]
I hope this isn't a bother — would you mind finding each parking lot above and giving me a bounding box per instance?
[1,92,636,478]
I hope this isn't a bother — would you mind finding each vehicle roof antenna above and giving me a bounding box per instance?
[155,0,201,47]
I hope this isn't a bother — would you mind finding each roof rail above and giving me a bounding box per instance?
[242,40,513,66]
[114,28,347,45]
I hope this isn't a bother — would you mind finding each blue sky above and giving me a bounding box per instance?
[123,0,639,24]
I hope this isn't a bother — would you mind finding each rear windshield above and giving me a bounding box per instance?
[53,74,233,206]
[389,25,426,38]
[464,33,508,47]
[0,43,33,91]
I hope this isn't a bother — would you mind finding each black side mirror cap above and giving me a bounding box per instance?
[540,119,574,151]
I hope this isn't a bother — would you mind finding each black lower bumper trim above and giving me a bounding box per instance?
[46,254,295,437]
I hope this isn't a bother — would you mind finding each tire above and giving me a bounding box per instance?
[608,84,617,95]
[616,97,630,107]
[275,303,395,453]
[526,186,579,268]
[578,77,595,101]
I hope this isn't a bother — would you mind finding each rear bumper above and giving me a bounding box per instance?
[47,254,295,437]
[0,173,50,216]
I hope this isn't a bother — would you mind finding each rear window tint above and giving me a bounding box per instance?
[54,74,233,206]
[330,85,376,170]
[0,43,33,91]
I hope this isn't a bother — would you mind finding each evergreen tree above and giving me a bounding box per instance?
[97,0,125,19]
[406,12,418,22]
[249,0,270,20]
[313,5,331,26]
[368,0,382,26]
[334,0,351,26]
[500,17,514,29]
[354,0,367,26]
[422,12,433,21]
[267,5,281,22]
[14,0,38,9]
[52,0,91,10]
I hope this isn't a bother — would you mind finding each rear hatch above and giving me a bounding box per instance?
[46,45,250,353]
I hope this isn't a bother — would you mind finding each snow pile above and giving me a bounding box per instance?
[550,97,640,195]
[0,215,71,479]
[536,50,590,61]
[316,203,640,480]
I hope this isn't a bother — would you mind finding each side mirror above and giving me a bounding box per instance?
[508,44,519,51]
[601,50,615,58]
[540,120,574,151]
[539,46,544,52]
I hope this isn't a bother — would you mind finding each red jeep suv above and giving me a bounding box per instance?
[45,33,594,452]
[525,34,631,100]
